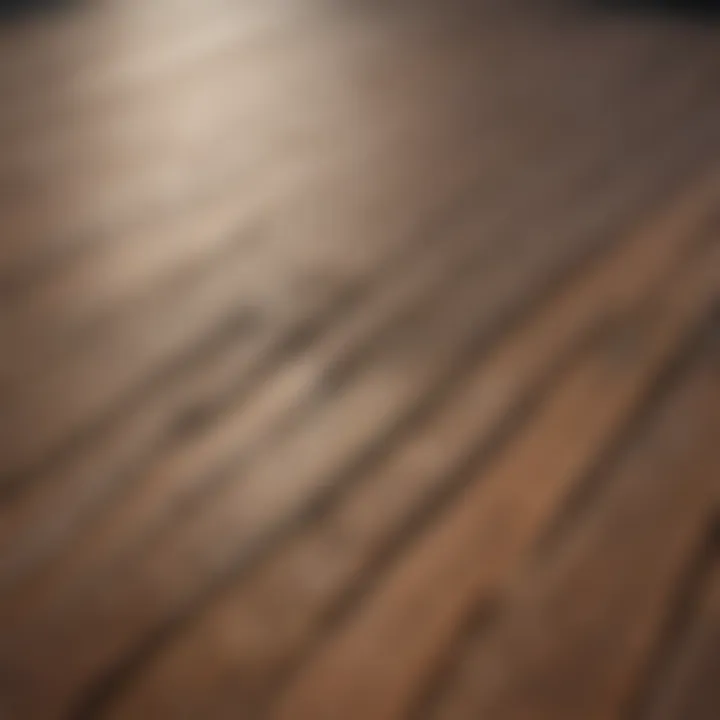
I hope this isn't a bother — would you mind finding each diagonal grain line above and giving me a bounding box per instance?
[412,314,719,720]
[2,83,715,497]
[421,341,720,720]
[0,137,587,589]
[625,518,720,720]
[5,12,720,490]
[534,247,720,559]
[1,96,693,591]
[1,8,714,302]
[66,218,626,720]
[66,193,720,720]
[268,240,720,720]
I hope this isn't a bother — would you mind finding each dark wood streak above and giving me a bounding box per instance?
[628,519,720,720]
[1,2,720,719]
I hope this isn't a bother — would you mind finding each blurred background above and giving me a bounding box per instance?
[0,0,718,718]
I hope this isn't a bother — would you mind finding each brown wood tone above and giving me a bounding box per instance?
[641,553,720,720]
[422,350,720,720]
[0,1,719,719]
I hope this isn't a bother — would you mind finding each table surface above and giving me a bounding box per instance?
[0,1,719,718]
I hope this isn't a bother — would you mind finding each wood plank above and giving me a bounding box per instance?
[0,6,715,281]
[87,178,720,720]
[3,1,720,484]
[267,240,720,720]
[2,52,717,483]
[641,554,720,720]
[0,101,497,476]
[2,174,717,720]
[425,353,720,720]
[1,3,720,719]
[0,100,631,551]
[5,64,712,576]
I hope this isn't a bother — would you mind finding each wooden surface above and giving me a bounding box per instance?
[0,1,719,718]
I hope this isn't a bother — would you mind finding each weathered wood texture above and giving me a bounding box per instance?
[0,1,718,718]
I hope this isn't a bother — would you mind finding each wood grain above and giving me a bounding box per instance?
[92,173,720,720]
[1,1,719,719]
[641,552,720,720]
[425,349,720,720]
